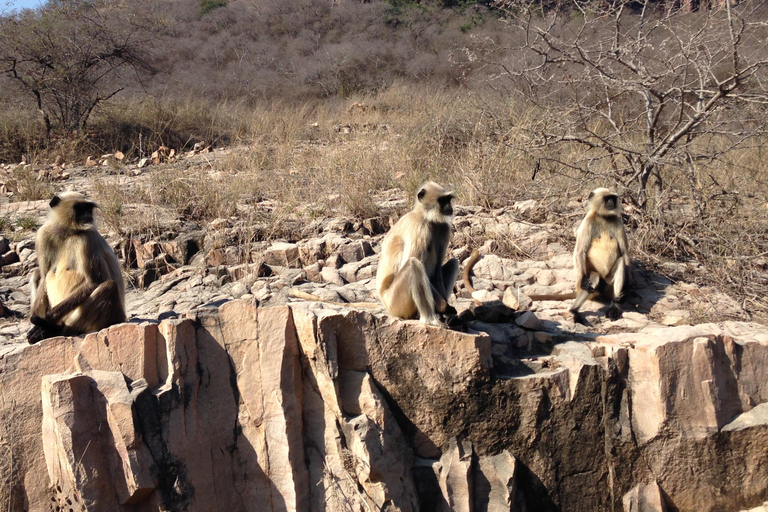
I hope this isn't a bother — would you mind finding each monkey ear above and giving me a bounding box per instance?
[587,191,594,200]
[417,188,427,202]
[49,195,61,208]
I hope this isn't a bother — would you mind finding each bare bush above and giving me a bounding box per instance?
[477,0,768,210]
[0,0,157,136]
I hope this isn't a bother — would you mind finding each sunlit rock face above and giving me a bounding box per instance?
[1,301,768,512]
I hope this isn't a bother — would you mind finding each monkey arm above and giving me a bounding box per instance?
[573,241,588,279]
[45,282,98,323]
[45,235,105,323]
[573,218,591,279]
[425,252,448,311]
[619,229,631,268]
[29,269,50,318]
[429,282,448,312]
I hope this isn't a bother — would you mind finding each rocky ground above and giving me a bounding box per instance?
[0,147,747,351]
[2,150,768,512]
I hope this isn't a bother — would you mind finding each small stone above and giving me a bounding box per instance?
[0,251,20,267]
[264,242,301,268]
[253,284,272,301]
[662,309,692,326]
[503,287,532,311]
[325,254,345,269]
[536,269,557,286]
[321,267,345,286]
[471,289,503,303]
[515,311,545,331]
[231,282,248,299]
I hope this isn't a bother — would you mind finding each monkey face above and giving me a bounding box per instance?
[416,182,454,222]
[438,194,453,217]
[73,201,96,225]
[588,188,621,216]
[48,192,98,229]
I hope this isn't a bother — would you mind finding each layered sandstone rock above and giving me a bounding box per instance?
[1,302,767,512]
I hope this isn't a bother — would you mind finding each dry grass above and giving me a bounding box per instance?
[3,165,55,202]
[5,83,768,318]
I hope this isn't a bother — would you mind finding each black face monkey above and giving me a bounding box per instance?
[570,187,630,323]
[376,182,459,326]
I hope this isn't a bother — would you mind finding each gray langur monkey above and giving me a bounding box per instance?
[569,187,631,323]
[376,182,459,326]
[462,188,631,325]
[27,192,126,343]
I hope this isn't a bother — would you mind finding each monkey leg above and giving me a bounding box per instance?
[605,260,626,321]
[440,258,459,298]
[570,272,599,326]
[30,268,40,303]
[29,269,50,318]
[384,258,440,325]
[430,258,459,313]
[28,269,59,343]
[60,280,126,335]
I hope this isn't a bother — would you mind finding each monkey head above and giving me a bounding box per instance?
[49,192,98,231]
[416,181,454,223]
[588,188,621,217]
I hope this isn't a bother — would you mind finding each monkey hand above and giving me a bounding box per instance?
[606,304,623,321]
[580,275,596,294]
[572,311,592,327]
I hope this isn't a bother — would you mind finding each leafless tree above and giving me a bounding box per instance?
[479,0,768,210]
[0,0,156,136]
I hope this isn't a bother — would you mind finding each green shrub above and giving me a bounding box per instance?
[199,0,226,16]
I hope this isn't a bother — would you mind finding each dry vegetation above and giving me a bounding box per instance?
[1,0,768,319]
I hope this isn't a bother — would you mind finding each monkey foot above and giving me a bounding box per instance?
[27,316,61,344]
[27,326,48,344]
[441,313,467,332]
[420,316,442,327]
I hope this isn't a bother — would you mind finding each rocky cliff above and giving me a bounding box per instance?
[1,164,767,511]
[1,299,768,512]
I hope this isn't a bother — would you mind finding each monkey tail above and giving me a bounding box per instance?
[526,291,578,301]
[289,288,381,308]
[462,249,481,293]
